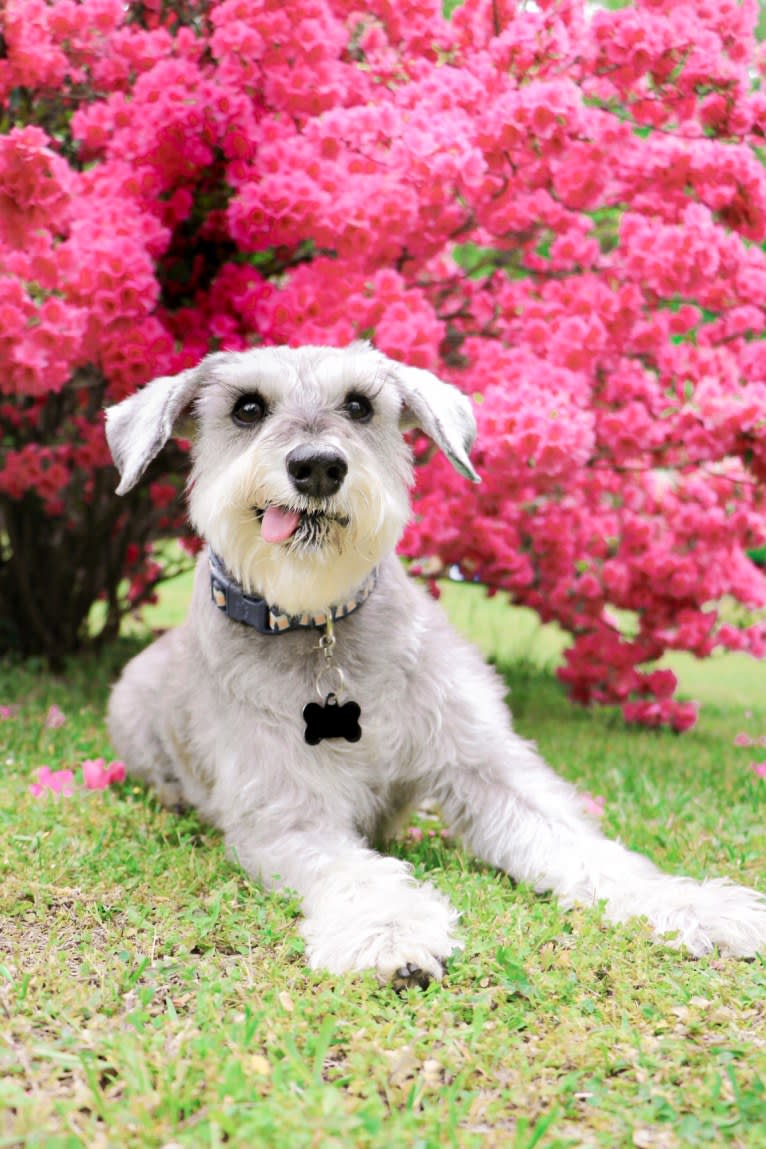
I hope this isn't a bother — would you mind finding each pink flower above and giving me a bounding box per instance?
[733,732,753,746]
[750,761,766,779]
[29,766,75,798]
[580,792,606,818]
[0,705,19,720]
[43,704,66,729]
[81,758,127,789]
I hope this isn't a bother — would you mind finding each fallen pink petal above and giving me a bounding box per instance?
[44,704,67,730]
[82,758,127,789]
[29,766,75,798]
[107,760,127,784]
[82,758,107,789]
[581,792,606,818]
[750,761,766,779]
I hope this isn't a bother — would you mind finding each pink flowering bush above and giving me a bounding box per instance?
[3,1,766,725]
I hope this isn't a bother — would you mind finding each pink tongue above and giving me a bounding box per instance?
[261,505,301,544]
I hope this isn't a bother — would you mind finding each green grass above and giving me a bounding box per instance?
[2,577,766,1149]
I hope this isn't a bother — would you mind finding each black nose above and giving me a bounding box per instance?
[286,446,348,499]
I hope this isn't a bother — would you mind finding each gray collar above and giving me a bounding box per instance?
[209,551,378,635]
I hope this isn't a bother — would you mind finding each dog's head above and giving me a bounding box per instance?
[105,343,478,615]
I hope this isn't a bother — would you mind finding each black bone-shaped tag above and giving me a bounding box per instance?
[303,694,362,745]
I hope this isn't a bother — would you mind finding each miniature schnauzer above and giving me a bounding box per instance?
[105,343,766,985]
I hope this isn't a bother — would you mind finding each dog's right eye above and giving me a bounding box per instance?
[231,393,267,427]
[342,392,373,423]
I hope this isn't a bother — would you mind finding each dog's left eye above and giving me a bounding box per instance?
[232,393,267,427]
[342,393,373,423]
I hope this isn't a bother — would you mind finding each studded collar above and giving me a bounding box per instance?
[209,551,378,635]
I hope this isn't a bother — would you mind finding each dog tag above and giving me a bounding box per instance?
[303,693,362,745]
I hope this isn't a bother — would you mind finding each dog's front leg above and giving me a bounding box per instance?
[434,727,766,958]
[223,813,460,983]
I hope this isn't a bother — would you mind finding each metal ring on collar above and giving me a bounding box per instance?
[316,665,345,700]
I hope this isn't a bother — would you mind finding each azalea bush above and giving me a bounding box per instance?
[2,0,766,724]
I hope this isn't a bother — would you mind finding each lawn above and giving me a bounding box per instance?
[1,573,765,1148]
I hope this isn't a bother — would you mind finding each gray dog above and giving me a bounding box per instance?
[105,343,766,984]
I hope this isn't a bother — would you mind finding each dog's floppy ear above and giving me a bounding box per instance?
[392,363,480,483]
[105,364,206,495]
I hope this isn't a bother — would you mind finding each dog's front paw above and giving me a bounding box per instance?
[301,872,461,984]
[391,962,438,992]
[669,878,766,958]
[609,876,766,958]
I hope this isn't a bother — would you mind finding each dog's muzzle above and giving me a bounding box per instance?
[253,447,349,549]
